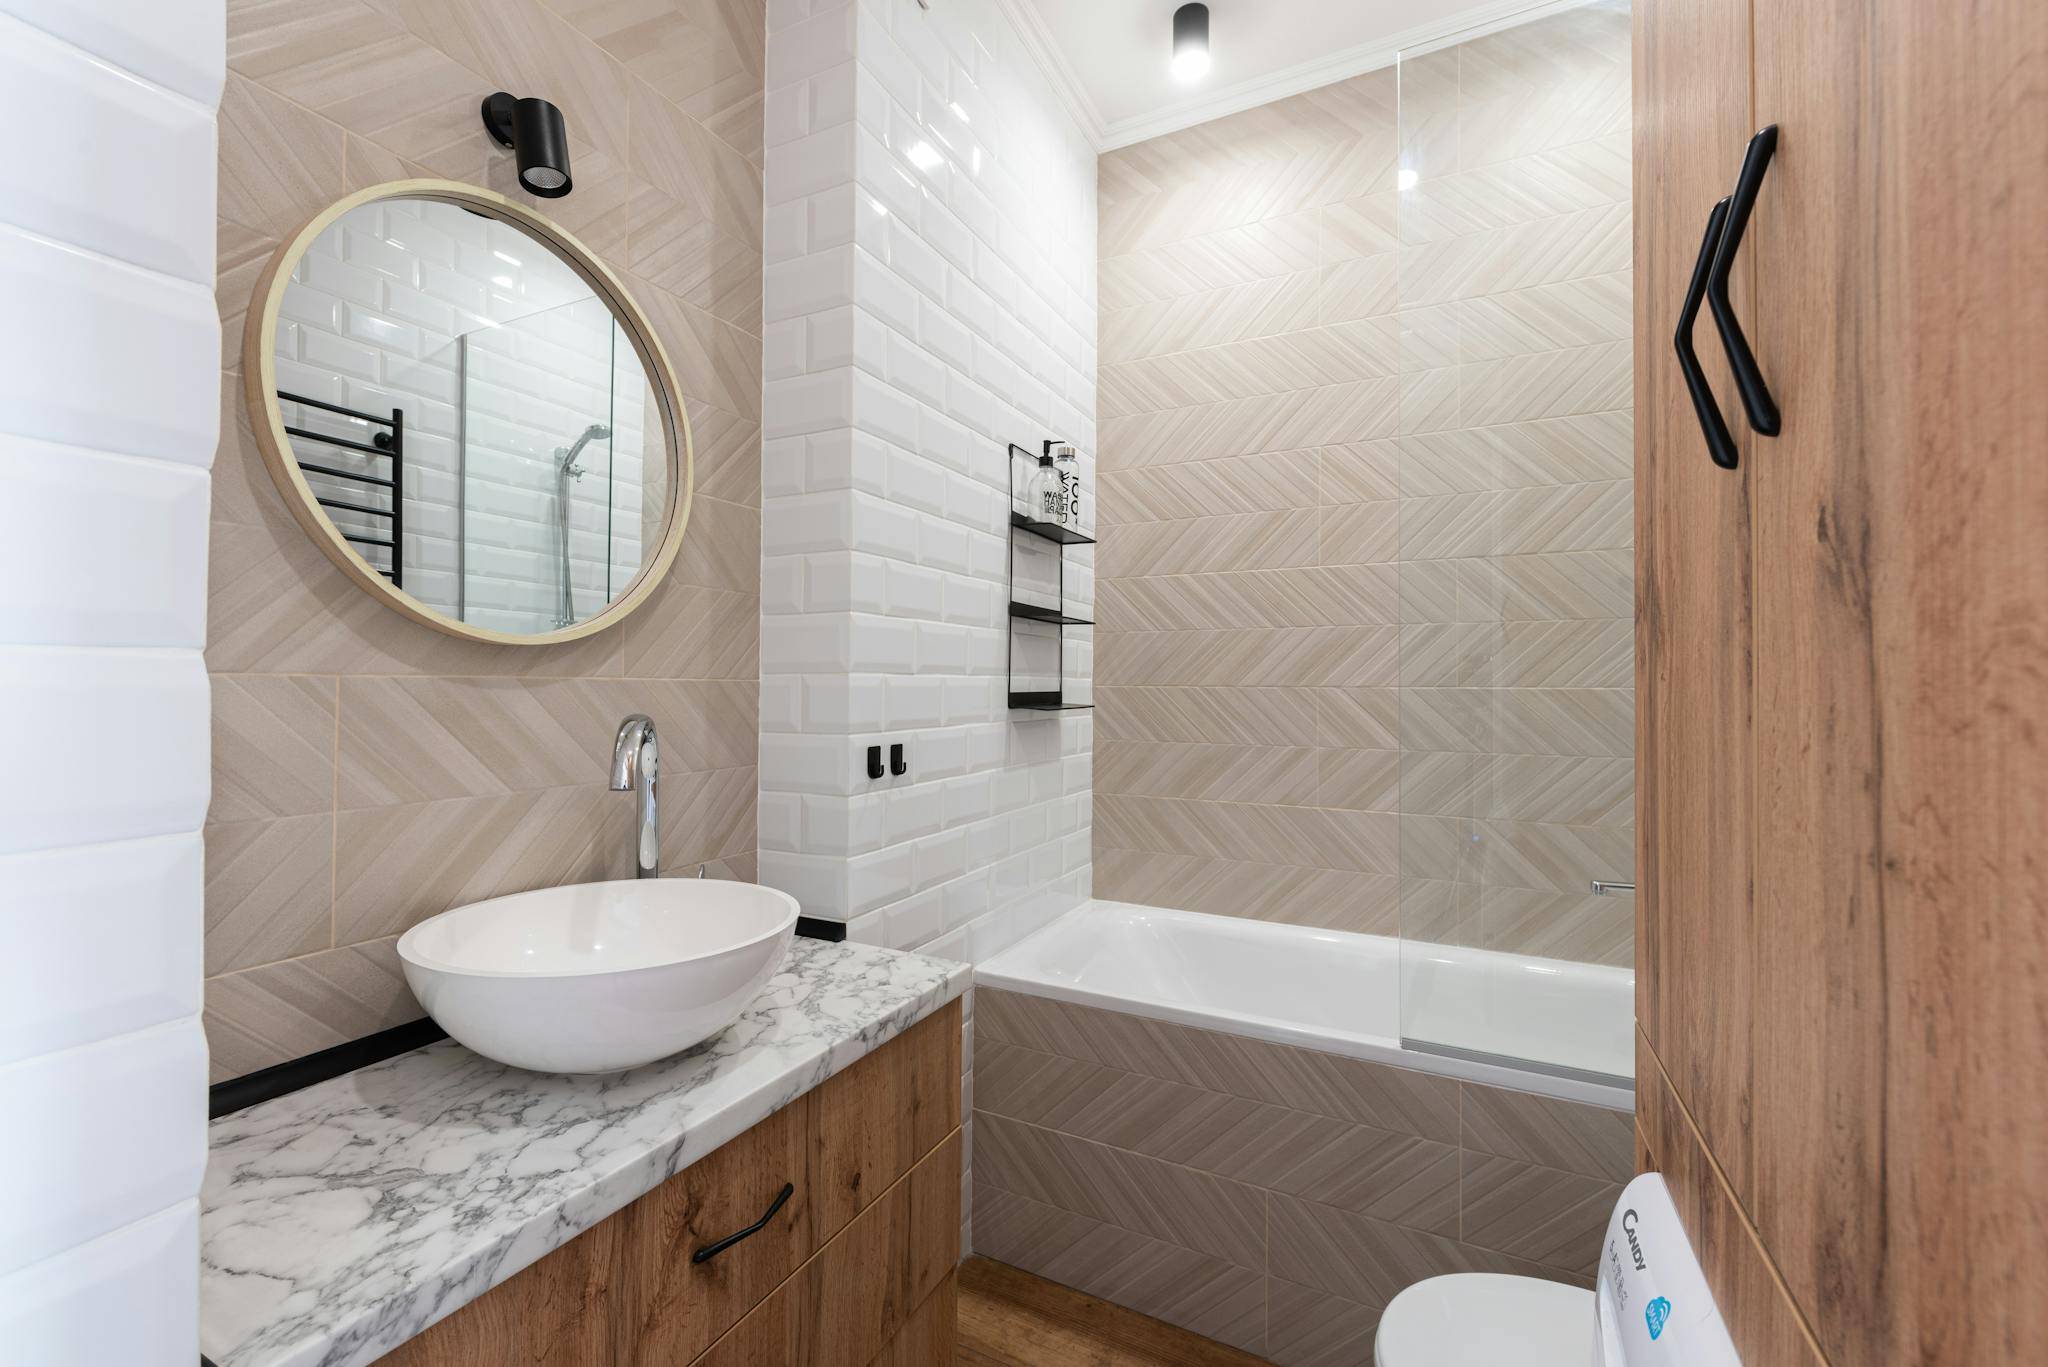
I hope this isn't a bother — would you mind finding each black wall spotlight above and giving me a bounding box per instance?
[1171,3,1211,83]
[480,92,573,198]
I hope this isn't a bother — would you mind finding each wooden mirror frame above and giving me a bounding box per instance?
[243,179,694,646]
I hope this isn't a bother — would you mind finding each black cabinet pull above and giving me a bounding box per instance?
[1706,124,1781,437]
[691,1182,794,1264]
[1676,197,1740,471]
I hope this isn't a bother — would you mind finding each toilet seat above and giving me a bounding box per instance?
[1373,1273,1593,1367]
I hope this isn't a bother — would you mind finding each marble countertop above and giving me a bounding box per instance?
[200,937,970,1367]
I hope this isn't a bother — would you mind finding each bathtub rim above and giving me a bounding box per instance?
[976,901,1635,1113]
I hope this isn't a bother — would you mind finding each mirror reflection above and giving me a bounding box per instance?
[271,196,670,635]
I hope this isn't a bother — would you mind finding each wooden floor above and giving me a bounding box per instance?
[956,1257,1273,1367]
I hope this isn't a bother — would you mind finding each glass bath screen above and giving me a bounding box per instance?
[1392,0,1637,1084]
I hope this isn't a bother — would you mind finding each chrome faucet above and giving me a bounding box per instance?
[610,714,659,878]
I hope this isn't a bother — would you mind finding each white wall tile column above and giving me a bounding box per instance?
[760,0,1097,963]
[761,0,1097,1262]
[0,2,222,1360]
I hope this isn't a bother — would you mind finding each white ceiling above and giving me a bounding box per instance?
[1001,0,1556,149]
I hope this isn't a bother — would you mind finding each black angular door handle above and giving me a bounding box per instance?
[1706,124,1781,437]
[691,1182,794,1264]
[1676,197,1739,471]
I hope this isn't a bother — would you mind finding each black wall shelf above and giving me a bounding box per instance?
[1009,600,1093,626]
[1005,443,1092,713]
[1010,510,1095,545]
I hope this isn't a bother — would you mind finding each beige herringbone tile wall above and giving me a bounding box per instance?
[972,987,1633,1362]
[205,0,765,1081]
[1094,2,1635,966]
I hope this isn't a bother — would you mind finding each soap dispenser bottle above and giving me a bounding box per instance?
[1051,442,1081,528]
[1027,450,1064,525]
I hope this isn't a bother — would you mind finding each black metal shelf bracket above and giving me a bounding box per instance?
[1005,443,1092,713]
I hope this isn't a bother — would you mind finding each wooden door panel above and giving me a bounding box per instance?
[1632,0,1760,1187]
[1749,0,2048,1361]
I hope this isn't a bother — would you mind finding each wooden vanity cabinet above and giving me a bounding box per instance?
[378,1000,962,1367]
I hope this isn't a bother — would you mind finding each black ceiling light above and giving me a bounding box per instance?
[481,92,573,198]
[1172,3,1211,83]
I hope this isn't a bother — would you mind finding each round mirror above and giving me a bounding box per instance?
[244,181,691,643]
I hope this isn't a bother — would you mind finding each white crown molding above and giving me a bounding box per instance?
[991,0,1109,149]
[1091,0,1593,152]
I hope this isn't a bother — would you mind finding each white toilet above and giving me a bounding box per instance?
[1375,1272,1594,1366]
[1373,1174,1741,1367]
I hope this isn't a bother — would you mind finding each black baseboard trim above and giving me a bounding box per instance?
[209,1017,449,1120]
[796,916,848,942]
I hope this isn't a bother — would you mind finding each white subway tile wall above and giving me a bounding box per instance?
[275,199,658,633]
[0,0,221,1359]
[761,0,1097,1260]
[760,0,1097,958]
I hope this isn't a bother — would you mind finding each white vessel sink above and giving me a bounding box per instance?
[396,879,799,1074]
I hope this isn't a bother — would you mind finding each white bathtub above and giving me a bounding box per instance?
[977,900,1634,1110]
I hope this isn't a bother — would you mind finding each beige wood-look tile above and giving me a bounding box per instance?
[1480,885,1631,966]
[331,785,622,942]
[211,675,337,823]
[975,1113,1266,1269]
[1101,270,1321,366]
[1095,794,1399,875]
[1316,747,1401,812]
[1098,451,1319,525]
[1314,686,1399,750]
[207,505,626,677]
[204,815,334,976]
[219,218,276,373]
[971,1184,1268,1355]
[1099,624,1397,689]
[1098,568,1394,634]
[1098,212,1320,313]
[220,72,346,239]
[626,82,763,330]
[1318,440,1399,504]
[376,0,630,158]
[329,766,753,942]
[1265,1277,1380,1367]
[1461,1080,1634,1181]
[980,1042,1461,1234]
[1458,1151,1619,1276]
[1317,500,1398,566]
[1268,1191,1589,1312]
[976,989,1459,1141]
[1096,741,1319,806]
[1095,685,1319,747]
[337,677,755,807]
[547,0,765,157]
[1100,509,1318,579]
[633,275,764,418]
[619,581,759,679]
[204,936,416,1083]
[1093,846,1399,935]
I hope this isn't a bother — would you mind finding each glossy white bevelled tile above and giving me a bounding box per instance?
[0,0,224,105]
[0,225,217,465]
[0,647,210,856]
[0,438,210,649]
[0,835,202,1067]
[0,1018,207,1278]
[0,1200,198,1367]
[0,13,216,283]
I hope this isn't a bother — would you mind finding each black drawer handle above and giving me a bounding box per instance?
[1706,124,1781,437]
[691,1182,794,1264]
[1676,196,1740,471]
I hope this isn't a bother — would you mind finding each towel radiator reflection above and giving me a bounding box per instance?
[278,390,405,589]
